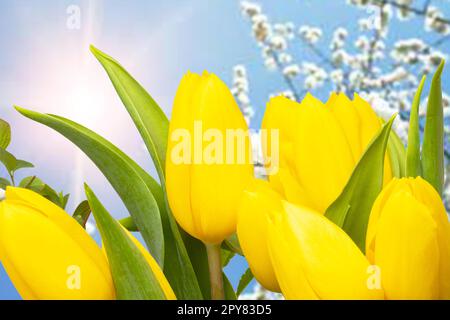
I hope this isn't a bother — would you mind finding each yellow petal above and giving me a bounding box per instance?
[373,190,440,299]
[408,177,450,299]
[267,209,318,299]
[166,72,201,241]
[261,96,298,173]
[327,92,361,163]
[189,73,253,244]
[237,179,281,292]
[293,98,354,213]
[268,202,383,299]
[268,168,316,210]
[365,178,404,262]
[0,188,114,300]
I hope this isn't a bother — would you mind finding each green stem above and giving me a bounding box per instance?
[206,243,224,300]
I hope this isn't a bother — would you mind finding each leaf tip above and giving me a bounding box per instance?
[433,59,445,80]
[89,44,101,57]
[13,105,26,114]
[83,183,93,196]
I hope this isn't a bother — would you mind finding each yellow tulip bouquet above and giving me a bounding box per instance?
[0,45,449,300]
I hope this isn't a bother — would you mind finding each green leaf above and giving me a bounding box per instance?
[0,119,11,149]
[15,106,164,266]
[72,200,91,228]
[406,75,426,177]
[60,192,70,209]
[119,216,139,232]
[16,106,203,299]
[325,115,396,252]
[14,159,34,171]
[85,184,166,300]
[422,60,445,195]
[90,45,169,182]
[236,268,254,297]
[19,176,44,189]
[0,177,11,189]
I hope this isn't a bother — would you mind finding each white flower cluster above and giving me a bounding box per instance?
[301,62,327,90]
[395,0,413,20]
[298,25,322,44]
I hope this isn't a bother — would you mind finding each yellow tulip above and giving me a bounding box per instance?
[237,179,282,292]
[0,187,115,300]
[120,228,176,300]
[262,93,393,213]
[267,201,384,300]
[366,177,450,299]
[166,71,253,244]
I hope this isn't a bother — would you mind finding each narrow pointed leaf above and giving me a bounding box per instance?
[222,234,243,256]
[325,115,396,252]
[224,275,237,300]
[15,106,165,265]
[85,184,166,300]
[422,60,445,195]
[90,45,168,182]
[406,75,426,177]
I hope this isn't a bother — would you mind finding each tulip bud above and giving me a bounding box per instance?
[121,227,176,300]
[267,201,384,299]
[0,187,115,300]
[237,179,282,292]
[166,71,253,244]
[262,93,393,213]
[366,177,450,299]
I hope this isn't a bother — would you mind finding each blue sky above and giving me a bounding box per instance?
[1,0,449,299]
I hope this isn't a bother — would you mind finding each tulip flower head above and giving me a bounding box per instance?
[0,187,115,300]
[366,177,450,300]
[166,71,254,244]
[262,93,393,213]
